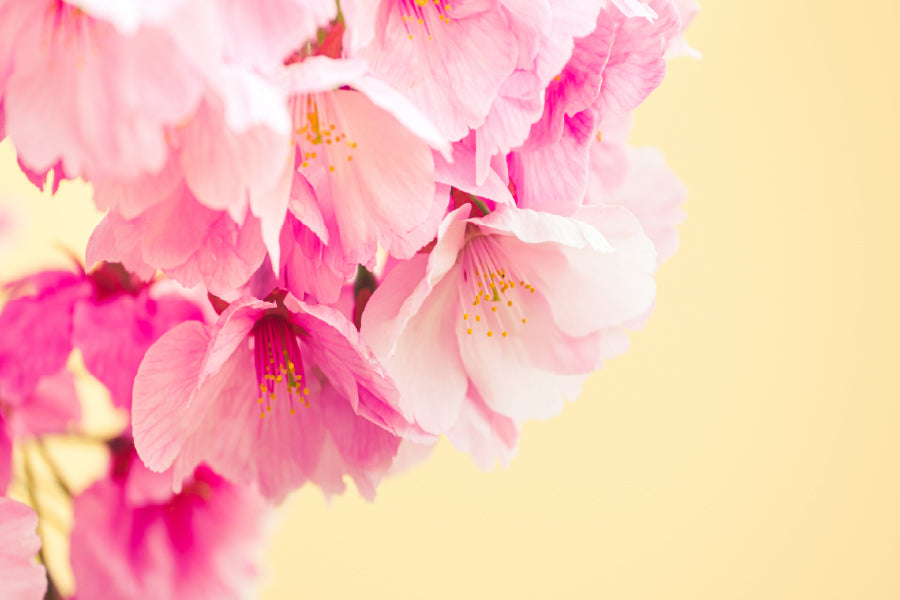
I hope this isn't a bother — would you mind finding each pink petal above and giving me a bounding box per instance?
[447,384,519,469]
[217,0,336,69]
[277,212,352,304]
[509,110,596,214]
[0,498,46,600]
[132,321,217,473]
[365,264,469,434]
[298,88,438,262]
[435,135,515,205]
[0,425,10,492]
[457,313,586,420]
[0,272,89,401]
[592,0,680,120]
[588,146,687,265]
[5,6,203,180]
[4,370,81,439]
[359,0,518,141]
[318,383,401,501]
[173,343,327,501]
[361,206,469,361]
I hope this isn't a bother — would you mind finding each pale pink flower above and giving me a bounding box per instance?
[587,143,687,266]
[1,0,330,196]
[0,497,46,600]
[0,0,207,181]
[71,440,267,600]
[361,203,656,463]
[345,0,519,141]
[241,55,450,301]
[1,1,305,275]
[133,291,423,501]
[282,56,448,264]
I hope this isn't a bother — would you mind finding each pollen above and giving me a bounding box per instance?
[251,314,311,418]
[290,92,359,175]
[459,232,534,340]
[400,0,452,39]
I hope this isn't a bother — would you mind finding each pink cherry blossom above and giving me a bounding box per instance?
[0,263,202,410]
[507,0,680,214]
[361,203,656,463]
[281,56,449,267]
[71,440,267,600]
[590,0,680,122]
[133,291,423,501]
[346,0,519,141]
[0,498,46,600]
[87,176,269,297]
[0,270,91,402]
[0,0,207,181]
[0,0,331,196]
[472,0,606,183]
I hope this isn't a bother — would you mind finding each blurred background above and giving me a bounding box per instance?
[2,1,900,598]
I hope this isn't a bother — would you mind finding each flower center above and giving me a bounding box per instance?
[251,315,309,418]
[460,233,535,339]
[290,92,358,175]
[398,0,454,41]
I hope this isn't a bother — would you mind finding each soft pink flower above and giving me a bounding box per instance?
[71,440,267,600]
[133,291,422,501]
[241,55,449,302]
[346,0,519,142]
[587,143,687,266]
[361,203,656,463]
[1,0,330,194]
[282,56,448,264]
[0,0,207,181]
[0,498,46,600]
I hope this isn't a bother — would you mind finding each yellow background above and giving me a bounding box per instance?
[2,1,900,598]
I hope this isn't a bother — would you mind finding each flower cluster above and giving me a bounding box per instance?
[0,0,696,597]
